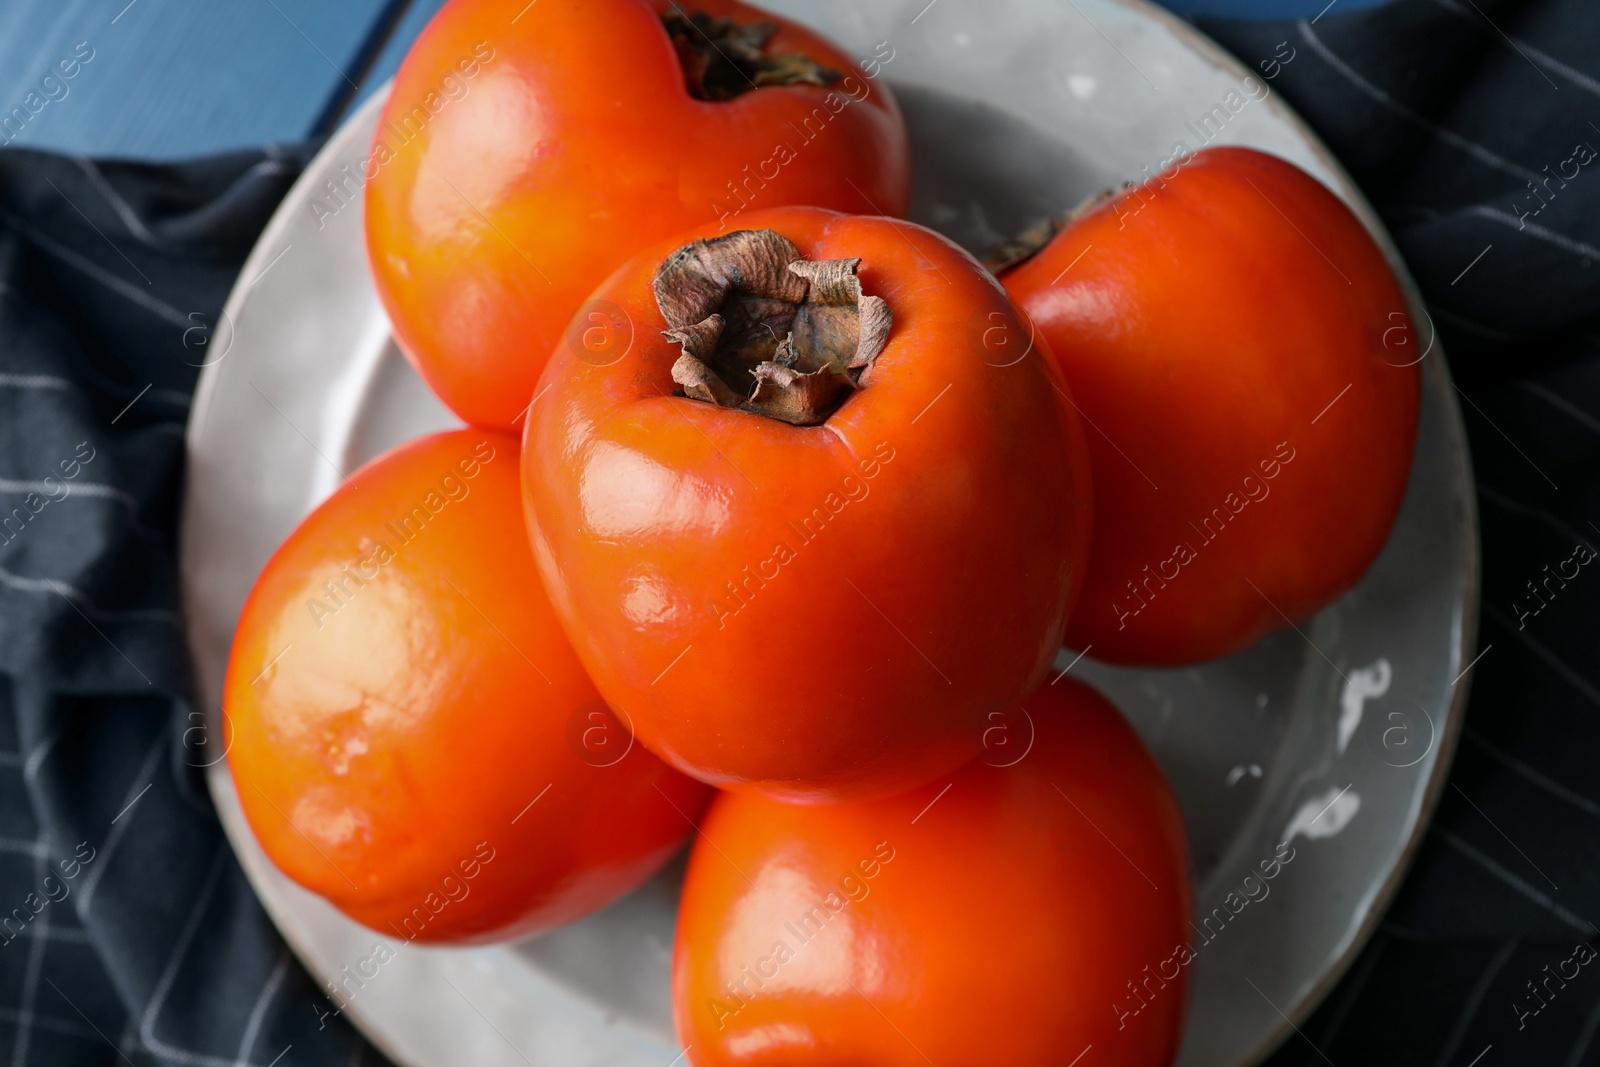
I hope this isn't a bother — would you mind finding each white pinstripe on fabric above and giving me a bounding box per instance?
[232,952,290,1067]
[1297,21,1545,185]
[1483,604,1600,710]
[9,846,52,1067]
[0,209,191,330]
[0,479,171,550]
[71,159,164,251]
[67,155,285,261]
[1468,205,1600,260]
[0,480,140,513]
[1432,825,1595,934]
[1430,307,1517,341]
[114,1015,141,1066]
[1476,483,1598,560]
[0,376,70,392]
[1429,939,1517,1067]
[0,565,183,626]
[139,849,280,1067]
[0,1006,105,1047]
[145,387,194,409]
[1564,992,1600,1067]
[1426,305,1600,351]
[5,925,92,946]
[45,349,190,411]
[1429,0,1600,98]
[1465,729,1600,820]
[0,569,88,598]
[78,733,169,914]
[1521,380,1600,436]
[21,731,57,785]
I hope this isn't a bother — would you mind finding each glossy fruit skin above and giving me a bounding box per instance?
[672,677,1192,1067]
[365,0,911,431]
[224,430,710,944]
[522,206,1093,803]
[1002,147,1421,664]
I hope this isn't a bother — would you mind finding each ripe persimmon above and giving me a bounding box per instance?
[365,0,910,430]
[672,677,1192,1066]
[224,430,710,943]
[522,206,1092,802]
[1000,147,1420,664]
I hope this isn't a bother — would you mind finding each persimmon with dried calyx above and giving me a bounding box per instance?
[999,146,1421,665]
[224,430,711,943]
[521,206,1093,803]
[671,677,1192,1067]
[365,0,910,431]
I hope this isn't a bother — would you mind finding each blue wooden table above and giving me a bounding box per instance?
[0,0,448,158]
[0,0,1392,160]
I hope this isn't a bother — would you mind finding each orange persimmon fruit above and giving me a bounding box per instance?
[365,0,911,430]
[521,206,1092,802]
[672,677,1192,1066]
[224,429,711,943]
[1001,147,1420,664]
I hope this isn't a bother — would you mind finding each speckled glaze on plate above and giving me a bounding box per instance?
[180,2,1477,1064]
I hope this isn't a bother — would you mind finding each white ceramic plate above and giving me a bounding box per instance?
[180,2,1478,1064]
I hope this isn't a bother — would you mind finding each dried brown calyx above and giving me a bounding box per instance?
[662,10,841,102]
[655,230,892,426]
[979,188,1118,273]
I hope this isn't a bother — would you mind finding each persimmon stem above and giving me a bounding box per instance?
[981,188,1118,274]
[662,10,841,102]
[655,230,892,426]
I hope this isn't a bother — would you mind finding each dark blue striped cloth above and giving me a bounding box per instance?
[0,145,384,1066]
[1,0,1598,1063]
